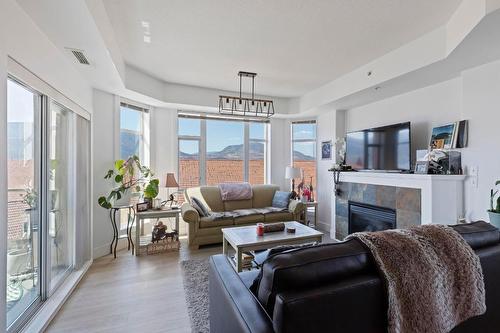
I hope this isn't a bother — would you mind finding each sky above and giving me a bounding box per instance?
[178,118,267,152]
[7,80,35,123]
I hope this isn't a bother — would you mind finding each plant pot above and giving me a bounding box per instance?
[488,211,500,228]
[113,191,134,207]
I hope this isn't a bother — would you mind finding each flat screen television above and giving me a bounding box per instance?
[346,122,411,172]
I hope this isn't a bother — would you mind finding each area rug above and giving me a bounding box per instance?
[180,259,210,333]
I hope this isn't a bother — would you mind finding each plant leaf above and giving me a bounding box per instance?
[104,169,114,179]
[114,159,125,171]
[144,178,159,199]
[98,196,111,209]
[496,180,500,186]
[114,174,123,183]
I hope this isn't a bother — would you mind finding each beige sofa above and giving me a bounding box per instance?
[181,184,306,249]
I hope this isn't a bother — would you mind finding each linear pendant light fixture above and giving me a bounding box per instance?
[219,71,275,118]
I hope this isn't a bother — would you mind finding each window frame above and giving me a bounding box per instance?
[177,113,270,188]
[118,101,150,165]
[291,120,317,190]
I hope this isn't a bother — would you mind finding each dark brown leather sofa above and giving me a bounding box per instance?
[209,221,500,333]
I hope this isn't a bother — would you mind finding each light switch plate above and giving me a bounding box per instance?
[470,166,478,188]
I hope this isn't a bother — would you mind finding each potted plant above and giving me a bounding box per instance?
[98,155,159,209]
[488,180,500,228]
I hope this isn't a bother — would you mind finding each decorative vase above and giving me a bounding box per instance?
[488,211,500,228]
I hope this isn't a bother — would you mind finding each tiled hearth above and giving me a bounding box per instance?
[335,182,421,240]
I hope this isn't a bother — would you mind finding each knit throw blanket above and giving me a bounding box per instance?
[218,182,252,201]
[346,225,486,333]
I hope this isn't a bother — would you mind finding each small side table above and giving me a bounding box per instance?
[304,201,318,229]
[109,205,135,258]
[135,208,181,256]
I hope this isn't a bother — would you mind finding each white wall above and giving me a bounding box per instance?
[341,60,500,224]
[91,89,117,258]
[151,107,178,200]
[316,111,335,231]
[2,0,92,112]
[461,60,500,221]
[270,118,291,191]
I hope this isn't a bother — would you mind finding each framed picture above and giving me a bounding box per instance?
[414,161,429,174]
[136,202,149,212]
[430,123,456,149]
[321,140,332,160]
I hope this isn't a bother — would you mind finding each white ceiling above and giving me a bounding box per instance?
[103,0,462,98]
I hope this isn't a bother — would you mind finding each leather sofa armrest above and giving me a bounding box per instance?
[181,202,200,224]
[288,200,305,215]
[209,255,274,333]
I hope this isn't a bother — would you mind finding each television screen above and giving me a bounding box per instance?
[346,122,411,171]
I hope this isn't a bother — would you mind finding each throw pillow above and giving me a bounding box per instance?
[272,191,292,209]
[191,197,209,217]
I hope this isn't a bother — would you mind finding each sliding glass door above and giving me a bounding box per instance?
[6,79,42,329]
[48,102,73,293]
[5,74,91,332]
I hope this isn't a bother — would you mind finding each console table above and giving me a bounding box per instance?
[134,208,181,256]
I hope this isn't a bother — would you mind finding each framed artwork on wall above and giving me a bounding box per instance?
[430,123,456,149]
[321,140,332,160]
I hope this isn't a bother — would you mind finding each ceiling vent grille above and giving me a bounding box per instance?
[66,48,90,65]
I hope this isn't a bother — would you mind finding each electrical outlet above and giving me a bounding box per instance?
[470,166,478,188]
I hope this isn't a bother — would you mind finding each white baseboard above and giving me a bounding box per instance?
[93,238,130,259]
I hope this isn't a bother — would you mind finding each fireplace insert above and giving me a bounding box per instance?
[348,201,396,234]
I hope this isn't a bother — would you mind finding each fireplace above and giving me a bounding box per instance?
[348,201,396,234]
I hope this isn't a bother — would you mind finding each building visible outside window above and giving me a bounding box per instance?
[178,113,269,193]
[6,77,91,331]
[291,121,317,194]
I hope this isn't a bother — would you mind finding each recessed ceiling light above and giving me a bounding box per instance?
[144,36,151,43]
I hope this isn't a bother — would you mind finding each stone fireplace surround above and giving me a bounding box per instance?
[335,182,420,239]
[332,172,466,240]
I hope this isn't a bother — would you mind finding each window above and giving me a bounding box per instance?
[119,103,149,161]
[178,114,269,190]
[206,119,244,185]
[6,76,91,332]
[118,102,150,234]
[291,121,317,192]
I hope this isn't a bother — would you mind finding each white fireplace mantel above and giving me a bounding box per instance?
[331,172,466,236]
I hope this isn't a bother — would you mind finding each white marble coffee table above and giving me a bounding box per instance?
[221,221,323,272]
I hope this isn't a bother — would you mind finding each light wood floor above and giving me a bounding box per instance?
[46,238,220,333]
[47,231,333,333]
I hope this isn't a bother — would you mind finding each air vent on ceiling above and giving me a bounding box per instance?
[66,48,90,65]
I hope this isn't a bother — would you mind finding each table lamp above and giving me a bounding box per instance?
[165,173,179,207]
[285,166,301,199]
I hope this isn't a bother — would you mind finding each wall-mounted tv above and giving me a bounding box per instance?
[346,122,411,172]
